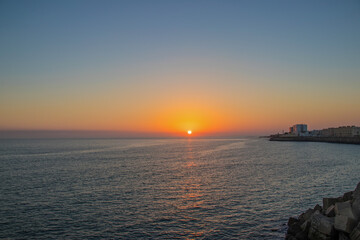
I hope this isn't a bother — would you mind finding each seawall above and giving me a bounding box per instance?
[269,136,360,145]
[286,182,360,240]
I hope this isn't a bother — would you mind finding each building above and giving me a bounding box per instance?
[308,130,321,137]
[289,124,308,136]
[320,126,360,137]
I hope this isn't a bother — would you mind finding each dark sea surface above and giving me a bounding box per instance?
[0,138,359,239]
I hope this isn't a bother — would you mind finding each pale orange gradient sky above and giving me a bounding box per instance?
[1,65,360,137]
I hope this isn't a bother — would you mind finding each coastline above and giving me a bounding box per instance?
[269,136,360,145]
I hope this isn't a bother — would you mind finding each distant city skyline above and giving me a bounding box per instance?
[1,0,359,137]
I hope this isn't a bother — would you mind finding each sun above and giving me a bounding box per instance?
[187,130,192,135]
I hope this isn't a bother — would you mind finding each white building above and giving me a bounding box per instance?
[320,126,360,137]
[289,124,308,136]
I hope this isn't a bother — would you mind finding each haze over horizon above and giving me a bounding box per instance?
[1,0,359,138]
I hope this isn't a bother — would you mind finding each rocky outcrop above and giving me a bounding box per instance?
[286,182,360,240]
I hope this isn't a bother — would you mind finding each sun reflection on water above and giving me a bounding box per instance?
[173,139,207,238]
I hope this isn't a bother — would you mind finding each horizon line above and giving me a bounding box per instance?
[0,129,265,139]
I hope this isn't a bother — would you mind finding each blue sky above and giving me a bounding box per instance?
[1,0,359,78]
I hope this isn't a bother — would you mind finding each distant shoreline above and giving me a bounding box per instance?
[269,135,360,145]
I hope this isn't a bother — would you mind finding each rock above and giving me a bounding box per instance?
[350,222,360,240]
[323,197,342,210]
[352,198,360,221]
[314,204,323,212]
[325,205,336,217]
[287,216,304,239]
[308,211,335,240]
[308,229,332,240]
[334,215,357,233]
[288,217,299,226]
[288,222,302,236]
[339,231,351,240]
[343,191,354,202]
[353,182,360,200]
[295,230,308,240]
[317,217,334,236]
[299,209,315,224]
[301,220,311,232]
[335,201,356,219]
[285,235,297,240]
[286,182,360,240]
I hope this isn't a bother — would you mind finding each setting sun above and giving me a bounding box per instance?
[187,130,192,135]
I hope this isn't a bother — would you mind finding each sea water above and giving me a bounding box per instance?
[1,138,359,239]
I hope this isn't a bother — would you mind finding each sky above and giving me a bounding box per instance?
[0,0,359,137]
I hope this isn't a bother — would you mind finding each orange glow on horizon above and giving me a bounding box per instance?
[3,70,357,136]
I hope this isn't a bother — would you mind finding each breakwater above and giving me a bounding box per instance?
[270,136,360,145]
[286,182,360,240]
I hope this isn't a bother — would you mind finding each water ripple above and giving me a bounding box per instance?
[1,138,360,239]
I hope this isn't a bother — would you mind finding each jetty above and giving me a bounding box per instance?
[270,135,360,145]
[286,182,360,240]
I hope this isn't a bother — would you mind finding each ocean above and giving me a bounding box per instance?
[0,138,359,239]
